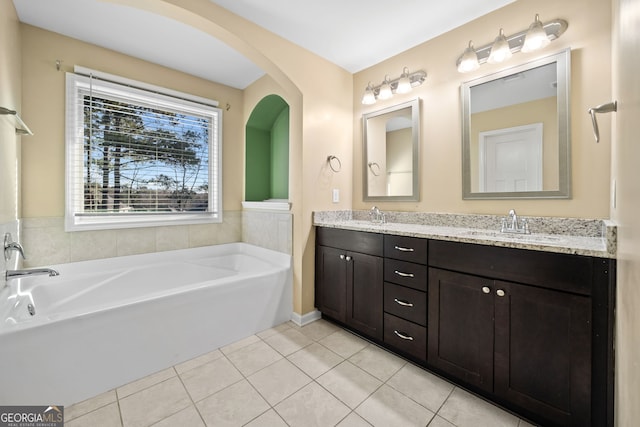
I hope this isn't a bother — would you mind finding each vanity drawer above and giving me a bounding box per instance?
[428,239,593,295]
[384,235,428,264]
[384,313,427,362]
[316,227,383,257]
[384,282,427,326]
[384,259,427,291]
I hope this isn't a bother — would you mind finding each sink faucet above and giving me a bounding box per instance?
[509,209,518,229]
[501,209,530,234]
[369,206,386,224]
[6,268,60,281]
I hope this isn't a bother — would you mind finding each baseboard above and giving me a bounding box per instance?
[291,309,321,326]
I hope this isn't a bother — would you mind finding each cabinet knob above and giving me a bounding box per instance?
[345,256,352,261]
[339,254,345,260]
[496,289,506,297]
[482,286,491,294]
[393,330,414,341]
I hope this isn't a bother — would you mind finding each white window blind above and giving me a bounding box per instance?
[65,71,222,231]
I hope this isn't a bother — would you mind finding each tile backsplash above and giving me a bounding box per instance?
[21,212,242,267]
[19,209,293,268]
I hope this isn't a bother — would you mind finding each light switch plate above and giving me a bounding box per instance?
[332,188,339,203]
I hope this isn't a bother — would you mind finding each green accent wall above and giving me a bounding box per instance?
[270,107,289,199]
[245,95,289,201]
[245,127,271,201]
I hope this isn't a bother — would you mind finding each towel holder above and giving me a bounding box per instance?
[0,106,33,136]
[588,101,617,143]
[327,155,342,173]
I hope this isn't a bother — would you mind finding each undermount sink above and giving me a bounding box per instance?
[461,230,564,243]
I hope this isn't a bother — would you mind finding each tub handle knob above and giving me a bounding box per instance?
[4,233,26,261]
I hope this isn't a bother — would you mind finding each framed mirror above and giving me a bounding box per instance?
[461,49,571,199]
[363,98,420,202]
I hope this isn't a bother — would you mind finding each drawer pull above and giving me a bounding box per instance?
[394,298,414,307]
[394,330,414,341]
[394,270,415,278]
[394,245,415,252]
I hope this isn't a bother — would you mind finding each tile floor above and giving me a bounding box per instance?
[65,319,537,427]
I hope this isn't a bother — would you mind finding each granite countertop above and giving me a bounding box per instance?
[313,211,617,259]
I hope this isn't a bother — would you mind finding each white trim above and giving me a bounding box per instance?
[242,200,291,211]
[64,72,223,231]
[73,66,219,108]
[291,310,322,326]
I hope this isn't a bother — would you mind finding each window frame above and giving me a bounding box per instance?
[65,70,223,232]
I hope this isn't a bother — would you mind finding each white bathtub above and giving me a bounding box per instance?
[0,243,292,405]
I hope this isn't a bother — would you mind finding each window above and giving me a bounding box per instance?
[65,70,222,231]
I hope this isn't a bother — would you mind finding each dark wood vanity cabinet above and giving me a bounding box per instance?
[428,240,614,427]
[429,268,591,426]
[315,228,384,340]
[315,227,615,427]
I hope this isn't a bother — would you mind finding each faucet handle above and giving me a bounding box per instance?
[4,233,26,261]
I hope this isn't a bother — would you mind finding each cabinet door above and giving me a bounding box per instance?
[494,281,591,427]
[316,246,347,322]
[428,268,494,392]
[347,251,383,340]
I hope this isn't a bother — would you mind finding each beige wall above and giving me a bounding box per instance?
[612,0,640,425]
[353,0,612,218]
[0,1,21,224]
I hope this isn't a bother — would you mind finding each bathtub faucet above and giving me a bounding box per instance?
[6,268,60,281]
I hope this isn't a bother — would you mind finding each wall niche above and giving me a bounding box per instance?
[244,95,289,207]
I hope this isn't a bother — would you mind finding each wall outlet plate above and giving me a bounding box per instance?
[332,188,340,203]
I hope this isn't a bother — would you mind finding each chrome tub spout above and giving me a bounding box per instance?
[6,268,60,280]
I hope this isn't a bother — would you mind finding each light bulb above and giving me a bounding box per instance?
[521,14,550,53]
[457,41,479,73]
[487,29,512,64]
[378,76,393,100]
[361,83,376,105]
[396,68,412,94]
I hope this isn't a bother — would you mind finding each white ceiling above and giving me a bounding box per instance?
[12,0,515,89]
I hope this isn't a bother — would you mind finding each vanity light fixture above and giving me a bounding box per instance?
[361,67,427,105]
[456,14,568,73]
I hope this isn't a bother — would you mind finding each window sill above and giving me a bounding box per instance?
[65,212,221,232]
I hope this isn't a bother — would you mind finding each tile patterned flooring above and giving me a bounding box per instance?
[65,319,537,427]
